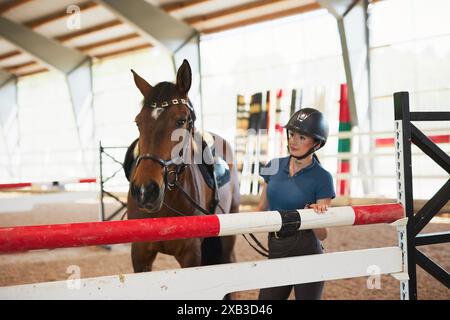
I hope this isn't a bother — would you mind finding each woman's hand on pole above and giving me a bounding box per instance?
[308,203,329,214]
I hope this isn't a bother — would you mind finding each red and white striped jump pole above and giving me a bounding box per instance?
[0,203,403,253]
[0,178,97,190]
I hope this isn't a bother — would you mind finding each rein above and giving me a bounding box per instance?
[135,154,186,191]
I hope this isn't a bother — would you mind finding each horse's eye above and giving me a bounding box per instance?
[176,119,186,128]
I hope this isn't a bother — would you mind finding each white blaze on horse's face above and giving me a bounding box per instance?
[151,107,164,120]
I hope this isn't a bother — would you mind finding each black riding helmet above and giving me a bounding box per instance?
[284,107,329,160]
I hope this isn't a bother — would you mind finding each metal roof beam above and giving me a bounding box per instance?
[318,0,357,17]
[0,16,94,174]
[0,16,88,74]
[96,0,197,53]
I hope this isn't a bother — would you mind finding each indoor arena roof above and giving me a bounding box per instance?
[0,0,381,78]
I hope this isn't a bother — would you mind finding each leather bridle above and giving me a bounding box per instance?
[133,97,223,217]
[134,98,194,191]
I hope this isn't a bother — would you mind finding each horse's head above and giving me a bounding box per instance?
[130,59,194,212]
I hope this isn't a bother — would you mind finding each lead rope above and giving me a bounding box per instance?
[166,177,302,259]
[216,202,270,257]
[173,180,213,215]
[137,134,271,257]
[216,204,269,257]
[171,180,271,257]
[162,200,194,217]
[243,234,269,257]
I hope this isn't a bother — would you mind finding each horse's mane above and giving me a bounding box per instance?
[144,82,181,107]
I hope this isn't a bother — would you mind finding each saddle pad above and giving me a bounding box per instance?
[123,138,139,181]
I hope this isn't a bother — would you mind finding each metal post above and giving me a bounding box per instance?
[98,141,105,222]
[394,91,417,300]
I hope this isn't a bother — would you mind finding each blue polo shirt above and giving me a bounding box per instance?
[260,156,335,211]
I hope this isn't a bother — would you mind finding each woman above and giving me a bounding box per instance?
[258,107,335,300]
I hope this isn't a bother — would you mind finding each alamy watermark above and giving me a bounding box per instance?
[66,265,81,290]
[366,265,381,290]
[66,5,81,30]
[166,128,280,173]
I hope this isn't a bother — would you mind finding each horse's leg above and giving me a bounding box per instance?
[174,240,202,268]
[131,242,158,272]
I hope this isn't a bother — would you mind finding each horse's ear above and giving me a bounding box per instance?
[131,69,152,97]
[176,59,191,94]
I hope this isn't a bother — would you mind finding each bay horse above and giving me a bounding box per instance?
[124,59,239,278]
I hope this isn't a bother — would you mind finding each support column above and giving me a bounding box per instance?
[66,59,95,174]
[318,0,373,194]
[0,16,94,175]
[0,72,18,177]
[394,91,416,300]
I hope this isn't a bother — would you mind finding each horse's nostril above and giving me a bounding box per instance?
[146,181,159,203]
[131,183,140,200]
[131,181,160,206]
